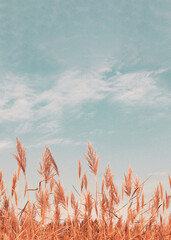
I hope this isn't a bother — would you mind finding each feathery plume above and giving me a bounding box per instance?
[12,137,26,175]
[84,142,99,176]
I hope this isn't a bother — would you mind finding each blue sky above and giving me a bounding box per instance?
[0,1,171,196]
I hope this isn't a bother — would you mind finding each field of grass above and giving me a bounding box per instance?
[0,137,170,239]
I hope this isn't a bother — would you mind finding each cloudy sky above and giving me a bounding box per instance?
[0,1,171,196]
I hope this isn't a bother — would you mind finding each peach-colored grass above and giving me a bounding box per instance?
[0,138,170,239]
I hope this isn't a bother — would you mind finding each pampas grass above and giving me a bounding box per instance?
[0,138,170,239]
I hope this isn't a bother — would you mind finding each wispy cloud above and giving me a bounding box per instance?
[34,68,171,117]
[0,140,14,151]
[15,121,33,134]
[0,74,34,123]
[0,68,170,135]
[110,70,171,105]
[28,138,84,148]
[34,69,111,116]
[0,68,111,132]
[89,129,115,136]
[89,129,103,136]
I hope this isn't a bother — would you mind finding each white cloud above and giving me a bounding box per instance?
[113,72,155,101]
[89,129,103,136]
[0,140,14,151]
[15,121,33,134]
[28,138,84,148]
[110,70,171,105]
[0,68,170,135]
[89,129,115,136]
[35,69,111,115]
[0,74,34,122]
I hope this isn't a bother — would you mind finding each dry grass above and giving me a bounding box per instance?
[0,138,170,239]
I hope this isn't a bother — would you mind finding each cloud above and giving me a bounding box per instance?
[0,70,110,135]
[89,129,115,136]
[89,129,103,136]
[15,121,33,134]
[28,138,84,148]
[0,74,34,123]
[34,69,111,116]
[110,70,171,105]
[0,140,14,151]
[0,68,170,135]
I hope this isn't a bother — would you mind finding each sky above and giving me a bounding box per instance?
[0,0,171,199]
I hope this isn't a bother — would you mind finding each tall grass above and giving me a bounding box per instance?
[0,137,170,239]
